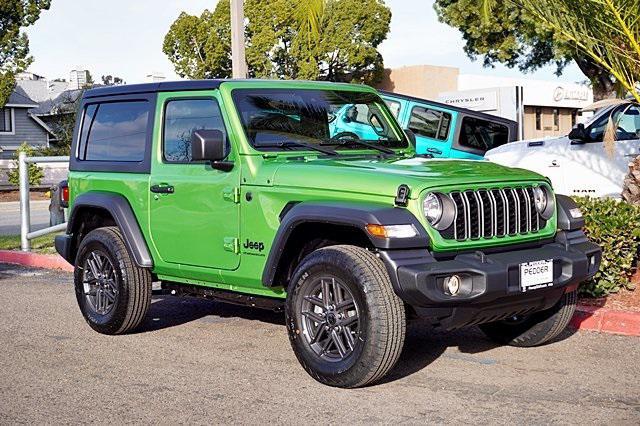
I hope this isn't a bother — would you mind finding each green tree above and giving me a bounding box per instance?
[433,0,619,100]
[101,75,125,85]
[293,0,391,83]
[0,0,52,107]
[162,5,232,79]
[163,0,391,84]
[6,142,44,187]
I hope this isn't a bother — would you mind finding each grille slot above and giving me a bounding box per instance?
[445,186,546,241]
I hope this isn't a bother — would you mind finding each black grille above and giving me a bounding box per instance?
[442,186,547,241]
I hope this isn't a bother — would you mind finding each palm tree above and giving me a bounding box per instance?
[297,0,327,44]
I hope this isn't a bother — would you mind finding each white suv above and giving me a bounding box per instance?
[485,102,640,198]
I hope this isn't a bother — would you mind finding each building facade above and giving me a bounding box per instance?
[69,69,91,90]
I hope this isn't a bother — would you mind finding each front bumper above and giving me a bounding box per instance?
[55,234,73,264]
[380,230,601,329]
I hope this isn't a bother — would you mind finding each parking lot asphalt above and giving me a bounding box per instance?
[1,263,638,424]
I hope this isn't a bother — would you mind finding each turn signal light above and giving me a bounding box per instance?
[365,224,418,239]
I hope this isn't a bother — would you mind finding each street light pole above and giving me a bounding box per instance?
[231,0,248,78]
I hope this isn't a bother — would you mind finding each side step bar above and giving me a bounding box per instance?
[160,281,285,312]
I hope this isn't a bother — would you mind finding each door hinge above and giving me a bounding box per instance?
[223,187,241,203]
[223,237,239,254]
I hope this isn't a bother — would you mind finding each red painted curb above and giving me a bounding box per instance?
[571,304,640,337]
[0,250,73,272]
[1,250,638,336]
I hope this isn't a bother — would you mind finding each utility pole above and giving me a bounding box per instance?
[231,0,248,78]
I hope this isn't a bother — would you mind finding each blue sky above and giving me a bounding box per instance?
[25,0,586,84]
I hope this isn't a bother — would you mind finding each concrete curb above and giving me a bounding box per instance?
[570,304,640,337]
[1,250,639,337]
[0,250,73,272]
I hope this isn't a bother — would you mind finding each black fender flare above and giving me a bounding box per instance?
[261,201,429,287]
[66,192,153,268]
[556,194,585,231]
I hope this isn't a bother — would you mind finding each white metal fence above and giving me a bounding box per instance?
[18,152,69,251]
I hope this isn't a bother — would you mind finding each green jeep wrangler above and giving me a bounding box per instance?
[56,79,601,388]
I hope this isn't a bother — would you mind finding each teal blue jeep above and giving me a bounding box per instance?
[331,91,518,159]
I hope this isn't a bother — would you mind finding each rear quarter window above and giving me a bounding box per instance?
[408,106,451,140]
[459,116,509,152]
[77,101,149,162]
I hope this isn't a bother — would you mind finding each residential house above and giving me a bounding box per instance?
[0,72,84,187]
[0,87,55,159]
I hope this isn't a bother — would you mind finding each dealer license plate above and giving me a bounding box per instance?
[519,260,554,292]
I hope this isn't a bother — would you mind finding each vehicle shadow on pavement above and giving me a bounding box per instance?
[134,293,580,384]
[379,323,499,383]
[380,320,579,384]
[134,294,285,333]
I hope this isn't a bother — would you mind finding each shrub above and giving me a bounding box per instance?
[574,197,640,297]
[5,142,44,187]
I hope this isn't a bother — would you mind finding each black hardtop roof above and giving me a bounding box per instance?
[83,80,225,98]
[379,90,517,125]
[83,79,367,99]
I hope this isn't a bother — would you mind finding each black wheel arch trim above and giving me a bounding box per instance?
[62,192,153,268]
[261,201,429,287]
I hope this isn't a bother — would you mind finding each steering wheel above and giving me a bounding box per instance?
[616,126,636,140]
[331,131,360,141]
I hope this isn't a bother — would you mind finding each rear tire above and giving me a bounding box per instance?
[479,290,577,347]
[74,226,152,335]
[286,245,406,388]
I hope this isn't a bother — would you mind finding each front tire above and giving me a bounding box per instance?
[286,245,406,388]
[479,290,577,347]
[74,226,152,335]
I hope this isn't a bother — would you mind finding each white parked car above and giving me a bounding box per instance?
[485,101,640,198]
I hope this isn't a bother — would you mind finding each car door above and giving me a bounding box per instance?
[149,92,240,270]
[564,104,640,198]
[406,103,455,157]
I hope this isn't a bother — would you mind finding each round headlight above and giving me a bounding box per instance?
[533,186,547,213]
[423,193,443,226]
[533,185,555,220]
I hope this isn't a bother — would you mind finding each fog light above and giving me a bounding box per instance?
[443,275,461,296]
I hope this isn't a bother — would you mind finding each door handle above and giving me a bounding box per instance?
[150,184,175,194]
[427,147,443,155]
[549,160,559,167]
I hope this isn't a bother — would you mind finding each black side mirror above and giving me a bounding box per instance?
[404,128,417,148]
[568,123,588,144]
[191,129,233,171]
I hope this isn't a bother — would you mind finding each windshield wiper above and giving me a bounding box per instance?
[256,141,338,156]
[320,139,396,155]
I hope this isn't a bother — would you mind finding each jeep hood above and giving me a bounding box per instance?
[271,156,546,198]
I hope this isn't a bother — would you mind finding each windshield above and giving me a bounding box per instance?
[232,88,408,152]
